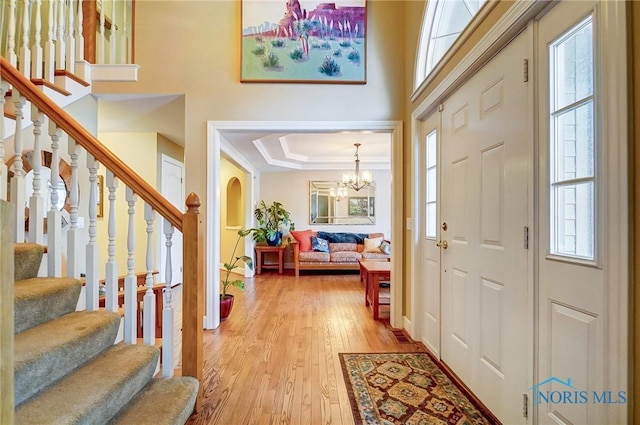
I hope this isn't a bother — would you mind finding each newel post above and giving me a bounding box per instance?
[182,192,203,411]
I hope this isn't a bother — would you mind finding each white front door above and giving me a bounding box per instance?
[439,29,531,423]
[420,112,442,357]
[160,154,184,286]
[535,2,628,423]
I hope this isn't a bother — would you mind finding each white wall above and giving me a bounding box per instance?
[259,169,391,239]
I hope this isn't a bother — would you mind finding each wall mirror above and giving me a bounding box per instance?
[309,181,375,225]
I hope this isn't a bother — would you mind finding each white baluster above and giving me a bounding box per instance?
[44,0,55,82]
[47,121,62,275]
[11,91,26,243]
[143,203,156,345]
[85,153,99,309]
[19,0,32,78]
[109,0,116,63]
[56,0,66,71]
[6,0,18,67]
[31,0,43,79]
[98,0,105,64]
[66,0,76,72]
[162,220,174,377]
[28,106,45,244]
[120,0,128,64]
[124,186,138,344]
[0,82,8,201]
[164,220,174,288]
[105,169,119,312]
[67,138,81,278]
[75,0,85,62]
[51,0,57,38]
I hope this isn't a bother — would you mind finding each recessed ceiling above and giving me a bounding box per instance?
[220,130,391,173]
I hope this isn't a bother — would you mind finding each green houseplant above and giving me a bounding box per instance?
[220,229,254,321]
[252,200,295,246]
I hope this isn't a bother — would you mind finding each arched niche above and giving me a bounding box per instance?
[226,177,242,228]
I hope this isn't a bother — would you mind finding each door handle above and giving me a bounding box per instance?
[436,240,448,249]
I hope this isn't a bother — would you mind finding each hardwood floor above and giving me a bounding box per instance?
[185,271,425,425]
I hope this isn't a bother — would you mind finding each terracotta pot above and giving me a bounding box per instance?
[220,294,235,321]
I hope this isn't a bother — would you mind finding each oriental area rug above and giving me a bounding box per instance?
[339,352,498,425]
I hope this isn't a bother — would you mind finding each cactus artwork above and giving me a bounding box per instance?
[241,0,366,83]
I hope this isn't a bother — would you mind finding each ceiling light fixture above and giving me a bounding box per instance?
[342,143,373,191]
[330,186,347,201]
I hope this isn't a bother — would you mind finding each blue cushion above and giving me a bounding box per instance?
[380,241,391,255]
[311,236,330,253]
[317,232,369,244]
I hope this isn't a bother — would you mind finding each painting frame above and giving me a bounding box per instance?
[241,0,367,84]
[348,196,370,216]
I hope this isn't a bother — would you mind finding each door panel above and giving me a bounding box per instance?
[440,29,530,424]
[420,113,441,357]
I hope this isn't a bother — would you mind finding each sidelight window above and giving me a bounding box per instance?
[425,130,437,239]
[549,16,595,259]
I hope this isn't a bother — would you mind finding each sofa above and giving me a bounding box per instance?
[289,230,390,277]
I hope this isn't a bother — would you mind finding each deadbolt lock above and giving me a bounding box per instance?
[442,222,448,231]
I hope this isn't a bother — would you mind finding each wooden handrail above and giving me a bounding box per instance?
[2,56,203,410]
[0,56,183,230]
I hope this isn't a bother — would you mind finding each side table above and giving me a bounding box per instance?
[255,245,286,275]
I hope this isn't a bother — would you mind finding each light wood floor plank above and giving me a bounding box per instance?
[186,271,424,425]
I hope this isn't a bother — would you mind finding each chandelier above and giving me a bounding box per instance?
[330,186,347,201]
[342,143,373,191]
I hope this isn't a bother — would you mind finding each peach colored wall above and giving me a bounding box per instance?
[93,0,407,304]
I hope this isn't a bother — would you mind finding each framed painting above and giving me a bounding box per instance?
[241,0,367,84]
[348,197,369,216]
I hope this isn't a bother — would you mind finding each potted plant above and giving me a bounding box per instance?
[220,229,254,321]
[252,200,295,246]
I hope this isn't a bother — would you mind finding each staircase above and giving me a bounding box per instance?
[2,3,205,420]
[13,242,198,424]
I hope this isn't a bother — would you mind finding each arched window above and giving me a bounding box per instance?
[226,177,242,227]
[414,0,487,90]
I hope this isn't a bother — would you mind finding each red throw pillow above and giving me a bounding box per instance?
[290,229,313,252]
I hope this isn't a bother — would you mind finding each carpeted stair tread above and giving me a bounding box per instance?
[14,243,44,281]
[14,277,82,333]
[16,344,159,425]
[14,310,121,406]
[108,377,199,425]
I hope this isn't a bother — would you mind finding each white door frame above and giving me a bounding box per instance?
[207,120,403,330]
[158,154,184,286]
